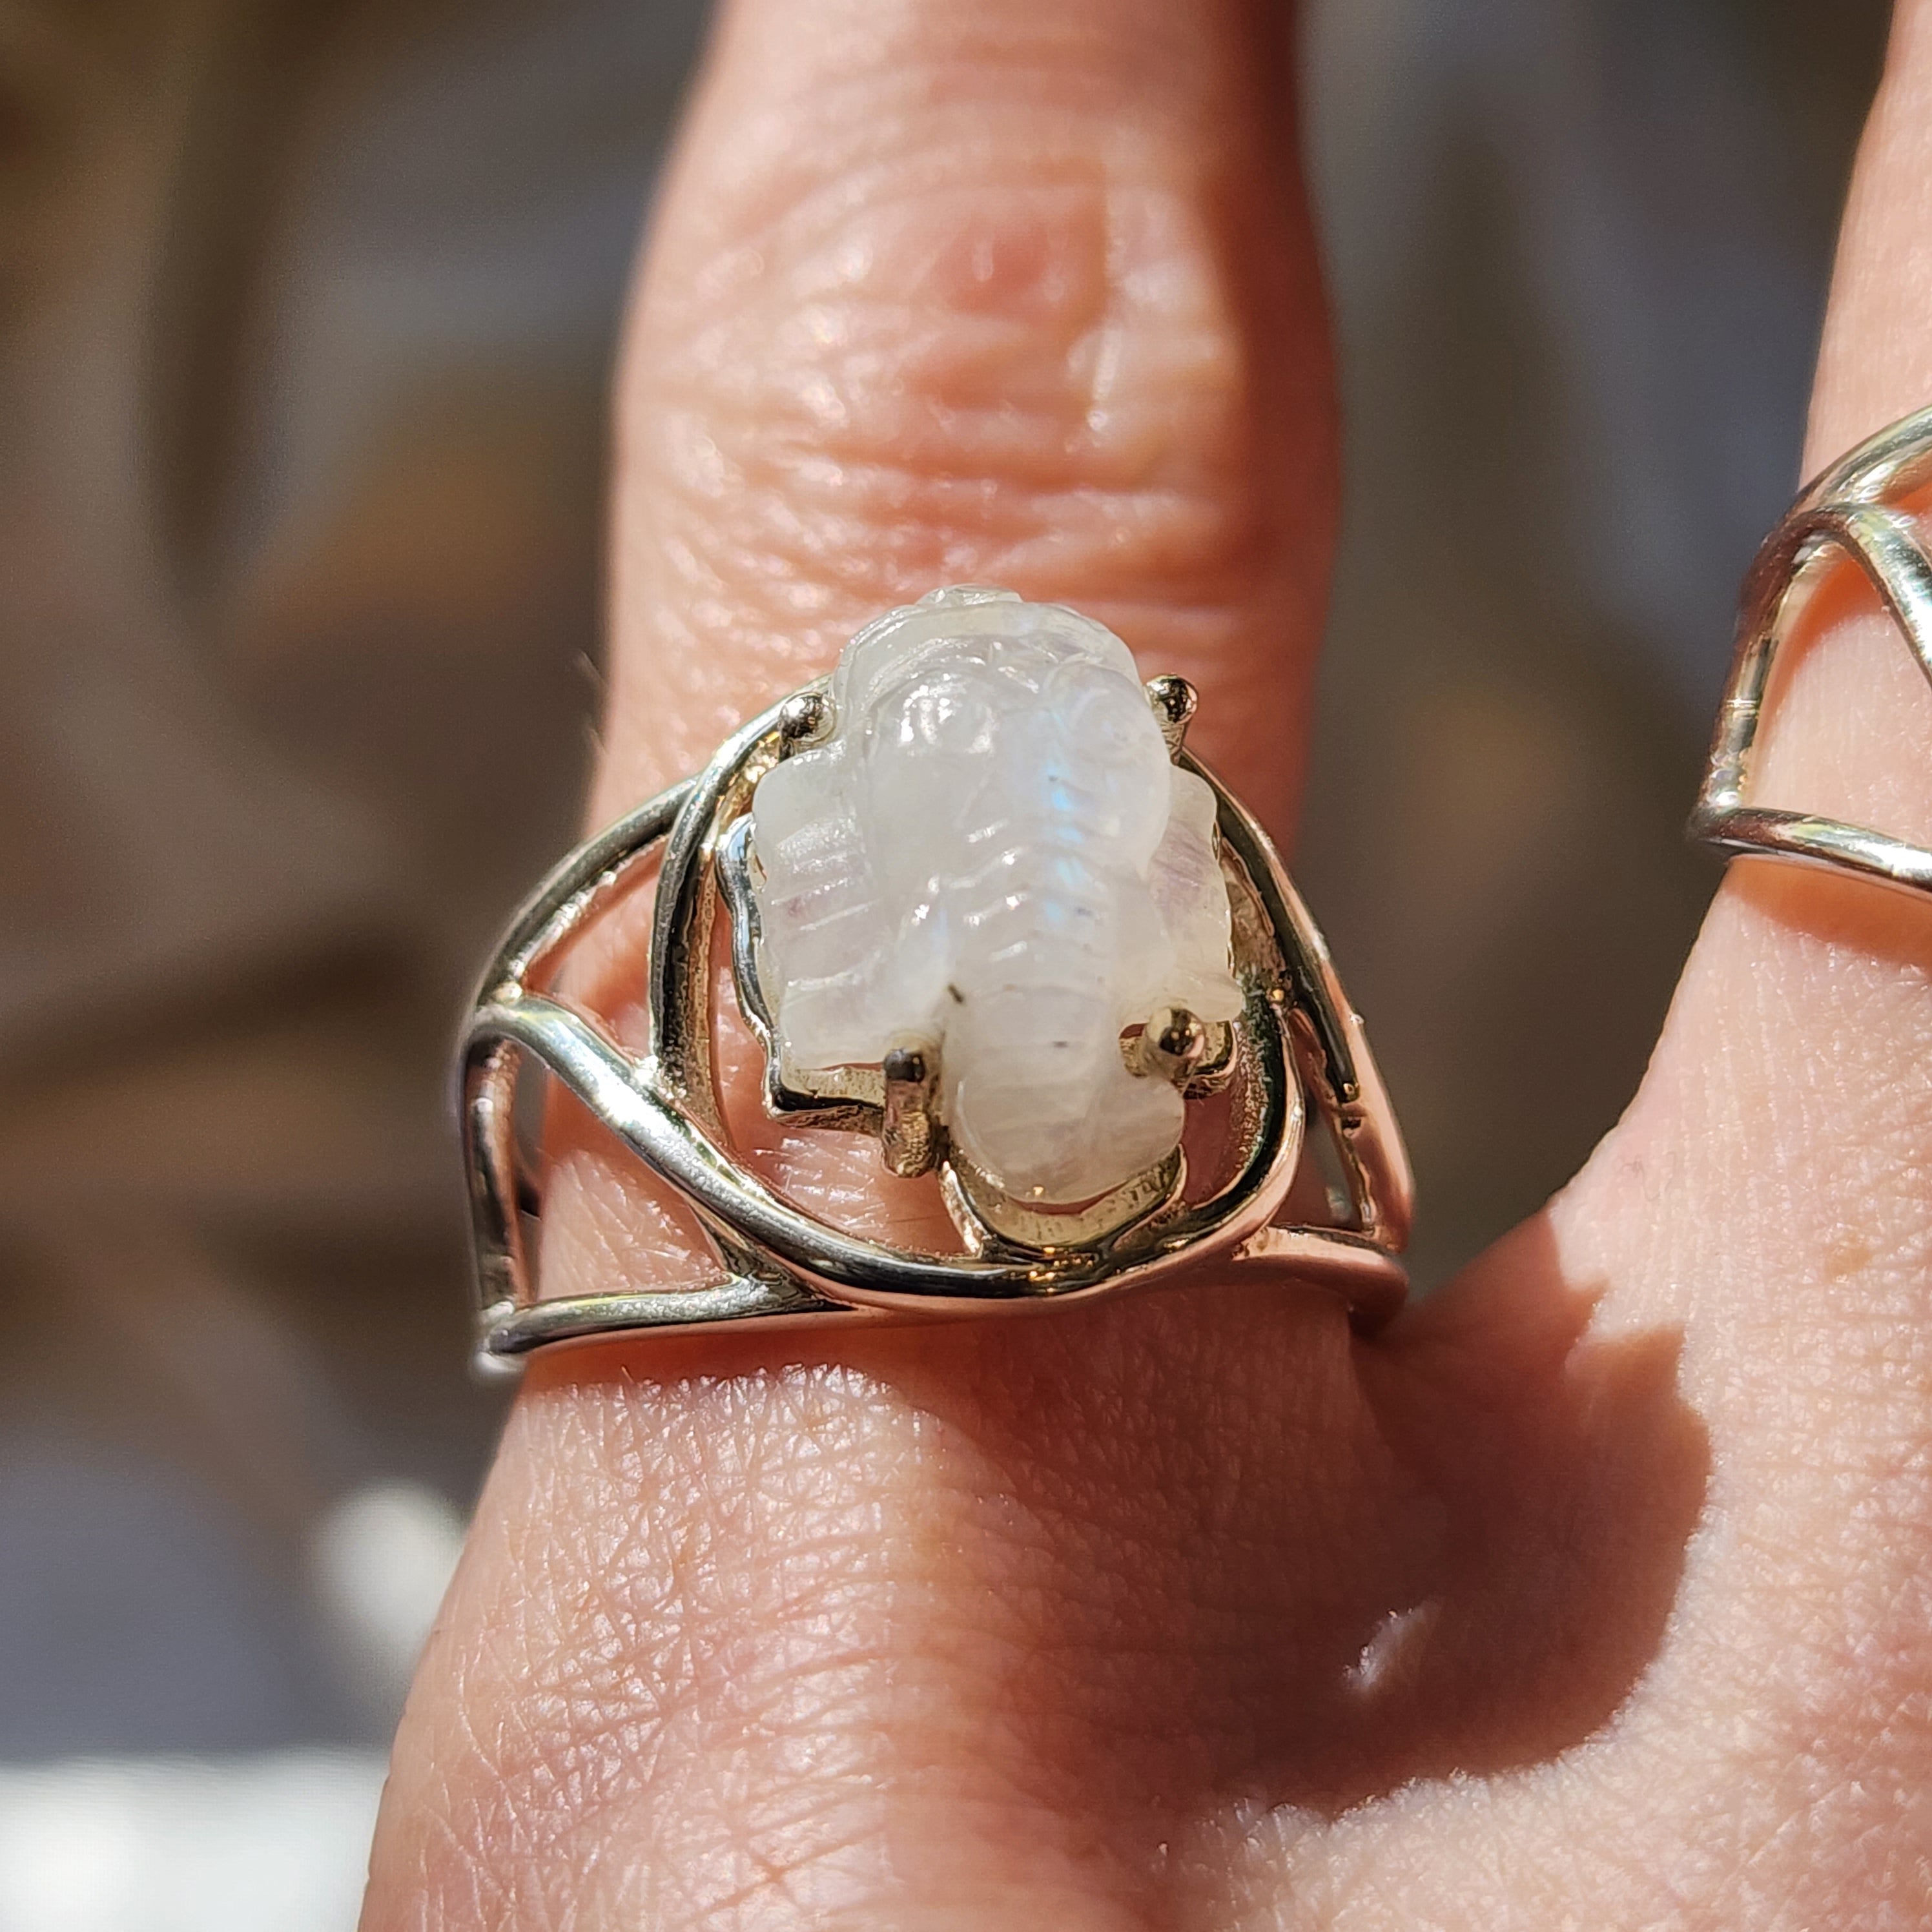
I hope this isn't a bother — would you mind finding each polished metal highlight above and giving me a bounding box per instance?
[461,673,1413,1372]
[1691,402,1932,898]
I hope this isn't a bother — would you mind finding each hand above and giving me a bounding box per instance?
[362,1,1932,1923]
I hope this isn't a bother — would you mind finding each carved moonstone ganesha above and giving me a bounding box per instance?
[748,586,1243,1205]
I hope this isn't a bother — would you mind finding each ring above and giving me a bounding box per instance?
[1690,401,1932,896]
[460,587,1413,1372]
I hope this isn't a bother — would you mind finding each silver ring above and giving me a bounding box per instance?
[1690,401,1932,896]
[459,590,1413,1372]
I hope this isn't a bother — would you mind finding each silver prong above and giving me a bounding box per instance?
[881,1038,942,1177]
[1129,1005,1208,1085]
[778,688,835,752]
[1144,675,1197,756]
[471,1345,526,1386]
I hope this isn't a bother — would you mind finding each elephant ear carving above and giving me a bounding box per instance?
[1690,402,1932,900]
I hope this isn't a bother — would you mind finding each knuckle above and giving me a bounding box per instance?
[628,107,1295,648]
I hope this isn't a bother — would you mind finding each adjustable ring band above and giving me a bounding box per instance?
[1690,402,1932,897]
[458,590,1413,1373]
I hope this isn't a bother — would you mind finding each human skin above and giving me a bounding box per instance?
[362,1,1932,1926]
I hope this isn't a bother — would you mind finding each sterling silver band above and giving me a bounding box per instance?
[460,667,1413,1373]
[1690,402,1932,896]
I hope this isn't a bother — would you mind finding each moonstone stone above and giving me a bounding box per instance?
[750,588,1242,1204]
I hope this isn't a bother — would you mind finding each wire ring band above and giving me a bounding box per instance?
[460,659,1413,1373]
[1691,402,1932,895]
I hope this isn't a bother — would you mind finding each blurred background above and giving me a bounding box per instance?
[0,0,1890,1923]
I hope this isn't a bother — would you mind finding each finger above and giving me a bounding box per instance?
[360,4,1397,1929]
[1305,8,1932,1922]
